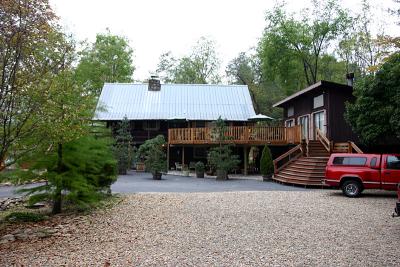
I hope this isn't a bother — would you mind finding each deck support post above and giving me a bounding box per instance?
[182,146,185,167]
[167,144,170,171]
[244,146,248,176]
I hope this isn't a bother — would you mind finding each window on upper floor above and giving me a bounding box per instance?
[287,106,294,117]
[143,121,160,131]
[313,94,324,109]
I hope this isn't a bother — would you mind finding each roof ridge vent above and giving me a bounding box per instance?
[148,75,161,91]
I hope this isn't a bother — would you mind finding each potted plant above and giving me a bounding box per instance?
[137,135,167,180]
[182,165,190,177]
[260,145,274,181]
[207,118,240,180]
[195,161,205,178]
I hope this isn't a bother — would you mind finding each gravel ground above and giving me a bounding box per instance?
[0,190,399,266]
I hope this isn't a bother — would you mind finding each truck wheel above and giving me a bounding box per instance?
[342,180,362,198]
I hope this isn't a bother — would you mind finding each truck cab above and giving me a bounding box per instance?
[324,153,400,197]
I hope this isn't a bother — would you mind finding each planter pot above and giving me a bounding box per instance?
[136,162,145,172]
[216,170,228,180]
[262,174,273,182]
[196,171,204,178]
[152,172,162,180]
[183,170,190,177]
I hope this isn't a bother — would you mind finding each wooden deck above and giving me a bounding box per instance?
[168,126,301,145]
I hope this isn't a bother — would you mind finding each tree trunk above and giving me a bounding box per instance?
[52,143,63,214]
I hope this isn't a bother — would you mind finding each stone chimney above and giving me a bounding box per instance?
[148,75,161,91]
[346,73,354,87]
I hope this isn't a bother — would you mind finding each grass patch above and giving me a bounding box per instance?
[4,212,48,223]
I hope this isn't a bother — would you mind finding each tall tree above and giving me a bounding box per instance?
[157,37,221,84]
[76,31,135,95]
[259,0,350,92]
[345,52,400,145]
[0,0,69,171]
[226,52,259,85]
[338,0,388,74]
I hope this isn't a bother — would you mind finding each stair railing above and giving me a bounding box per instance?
[315,128,331,153]
[273,144,303,174]
[349,141,363,154]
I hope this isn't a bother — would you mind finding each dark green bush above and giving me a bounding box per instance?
[5,212,47,223]
[260,145,274,176]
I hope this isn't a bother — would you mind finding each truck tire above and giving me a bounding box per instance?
[341,180,363,198]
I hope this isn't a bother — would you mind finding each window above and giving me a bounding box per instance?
[387,156,400,170]
[287,106,294,117]
[285,119,295,127]
[333,157,367,166]
[313,94,324,109]
[370,157,377,168]
[193,147,207,158]
[143,121,160,130]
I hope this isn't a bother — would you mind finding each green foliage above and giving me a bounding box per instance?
[114,117,133,175]
[0,1,76,170]
[5,212,47,223]
[19,135,117,213]
[157,37,221,84]
[258,0,351,92]
[137,135,167,174]
[207,118,240,173]
[195,161,205,172]
[345,52,400,145]
[260,146,274,176]
[76,31,135,95]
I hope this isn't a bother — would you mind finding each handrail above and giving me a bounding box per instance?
[168,126,301,145]
[316,128,330,153]
[349,141,363,154]
[273,144,302,174]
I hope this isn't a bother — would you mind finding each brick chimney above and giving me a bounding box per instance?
[148,75,161,91]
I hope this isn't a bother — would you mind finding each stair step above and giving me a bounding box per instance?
[288,165,326,172]
[273,174,323,186]
[284,166,326,174]
[280,170,325,178]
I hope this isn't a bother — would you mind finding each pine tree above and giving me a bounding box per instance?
[260,145,274,177]
[114,117,133,175]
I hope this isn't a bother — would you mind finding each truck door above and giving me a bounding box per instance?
[382,155,400,190]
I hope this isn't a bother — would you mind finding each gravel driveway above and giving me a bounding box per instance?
[1,190,398,266]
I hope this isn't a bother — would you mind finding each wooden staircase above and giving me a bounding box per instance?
[272,128,363,186]
[273,154,329,186]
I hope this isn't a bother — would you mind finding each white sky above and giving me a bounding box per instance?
[50,0,398,82]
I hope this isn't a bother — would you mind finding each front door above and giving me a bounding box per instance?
[313,111,326,139]
[382,155,400,190]
[299,115,309,141]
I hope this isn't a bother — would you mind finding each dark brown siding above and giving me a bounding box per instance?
[328,89,359,142]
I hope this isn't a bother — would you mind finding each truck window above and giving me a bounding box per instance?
[333,157,367,166]
[387,156,400,170]
[370,157,377,168]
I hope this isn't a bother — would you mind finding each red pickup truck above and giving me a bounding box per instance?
[324,153,400,197]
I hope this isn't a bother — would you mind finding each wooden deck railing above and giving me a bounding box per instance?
[333,141,363,154]
[273,144,303,174]
[168,125,301,145]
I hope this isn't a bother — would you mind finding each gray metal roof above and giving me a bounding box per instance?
[94,83,257,121]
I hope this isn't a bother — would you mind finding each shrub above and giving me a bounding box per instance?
[137,135,167,174]
[5,212,47,223]
[195,161,205,172]
[260,145,274,176]
[114,117,133,174]
[19,135,117,213]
